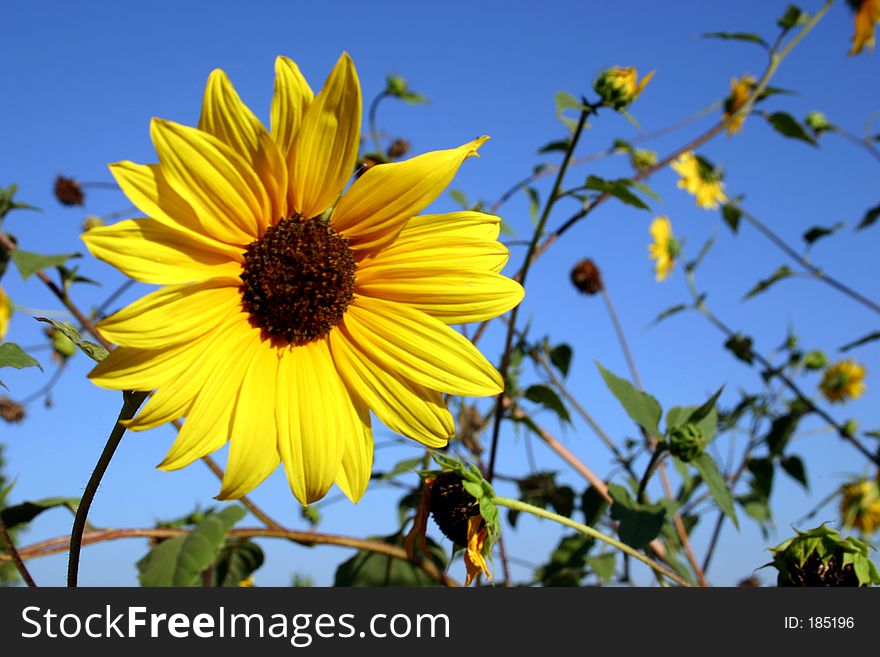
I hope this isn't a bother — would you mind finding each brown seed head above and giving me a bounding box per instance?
[54,176,85,206]
[570,259,604,295]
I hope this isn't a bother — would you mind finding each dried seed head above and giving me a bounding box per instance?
[570,259,604,295]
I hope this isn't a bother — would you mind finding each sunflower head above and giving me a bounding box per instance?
[594,66,654,110]
[723,75,756,135]
[670,151,728,210]
[648,216,679,282]
[849,0,880,55]
[81,54,524,506]
[767,524,880,587]
[819,359,867,403]
[840,478,880,534]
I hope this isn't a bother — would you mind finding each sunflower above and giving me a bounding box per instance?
[670,151,727,210]
[0,286,10,341]
[819,359,867,403]
[593,66,654,110]
[82,54,524,505]
[849,0,880,55]
[723,75,756,135]
[648,216,678,282]
[840,478,880,534]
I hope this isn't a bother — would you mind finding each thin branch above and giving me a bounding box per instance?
[0,514,37,587]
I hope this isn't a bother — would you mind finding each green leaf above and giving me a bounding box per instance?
[747,457,775,498]
[765,407,807,456]
[585,176,650,211]
[665,405,719,443]
[721,203,742,233]
[334,533,446,586]
[509,472,575,528]
[379,456,423,481]
[526,186,540,225]
[702,31,769,49]
[549,343,573,377]
[11,250,79,281]
[840,331,880,353]
[538,139,571,154]
[650,304,688,326]
[596,362,661,437]
[554,91,585,132]
[607,483,666,549]
[803,222,844,245]
[581,486,609,527]
[534,533,593,586]
[778,4,808,30]
[0,496,79,530]
[449,189,468,209]
[214,539,264,587]
[685,386,724,426]
[742,265,793,300]
[764,112,818,146]
[138,505,247,587]
[780,455,808,490]
[0,343,41,372]
[586,553,616,584]
[724,334,754,364]
[856,203,880,231]
[693,453,739,529]
[524,384,571,424]
[35,318,108,363]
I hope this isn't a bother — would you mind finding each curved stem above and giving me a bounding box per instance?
[0,515,36,587]
[67,390,148,586]
[636,447,666,503]
[368,91,390,156]
[493,496,691,587]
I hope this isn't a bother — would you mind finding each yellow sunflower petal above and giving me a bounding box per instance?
[199,69,288,225]
[158,320,262,470]
[332,137,488,254]
[270,56,314,161]
[151,118,270,244]
[82,218,242,285]
[343,296,503,396]
[218,342,281,499]
[288,52,361,218]
[276,340,349,505]
[328,327,453,447]
[98,279,241,349]
[333,397,373,504]
[88,338,204,391]
[362,235,509,274]
[395,212,501,243]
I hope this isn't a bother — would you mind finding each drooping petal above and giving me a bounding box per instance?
[288,53,361,218]
[98,278,242,349]
[275,340,348,504]
[342,296,503,396]
[270,56,314,161]
[332,137,488,254]
[151,118,270,244]
[82,218,242,285]
[218,342,281,499]
[198,69,288,225]
[333,397,373,503]
[328,327,453,447]
[158,318,263,470]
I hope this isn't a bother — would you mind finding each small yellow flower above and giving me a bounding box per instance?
[594,67,655,110]
[670,151,728,210]
[723,75,756,135]
[850,0,880,55]
[464,515,491,586]
[0,286,11,341]
[820,360,867,403]
[648,216,678,282]
[840,478,880,534]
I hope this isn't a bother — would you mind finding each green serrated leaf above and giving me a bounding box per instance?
[743,265,793,300]
[0,343,41,372]
[11,250,80,281]
[764,112,818,146]
[524,384,571,424]
[0,496,79,530]
[35,318,108,363]
[694,453,739,529]
[549,344,572,377]
[596,362,661,437]
[856,203,880,231]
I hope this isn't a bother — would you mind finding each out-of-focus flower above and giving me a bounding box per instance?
[840,478,880,534]
[849,0,880,55]
[82,54,523,505]
[594,66,654,110]
[0,286,11,341]
[671,151,728,210]
[723,75,756,135]
[648,216,679,282]
[0,397,25,424]
[54,176,85,206]
[570,259,604,295]
[820,359,866,403]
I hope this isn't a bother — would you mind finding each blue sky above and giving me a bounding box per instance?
[1,0,878,586]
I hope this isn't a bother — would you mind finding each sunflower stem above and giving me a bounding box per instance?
[67,390,148,586]
[492,496,692,587]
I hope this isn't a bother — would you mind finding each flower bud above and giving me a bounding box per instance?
[594,67,654,110]
[667,423,706,462]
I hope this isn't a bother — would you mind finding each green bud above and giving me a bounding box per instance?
[385,75,408,97]
[667,423,706,462]
[82,215,104,231]
[805,111,834,136]
[802,350,828,370]
[842,419,858,438]
[630,148,657,171]
[51,330,77,359]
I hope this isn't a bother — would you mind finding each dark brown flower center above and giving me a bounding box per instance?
[240,216,356,345]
